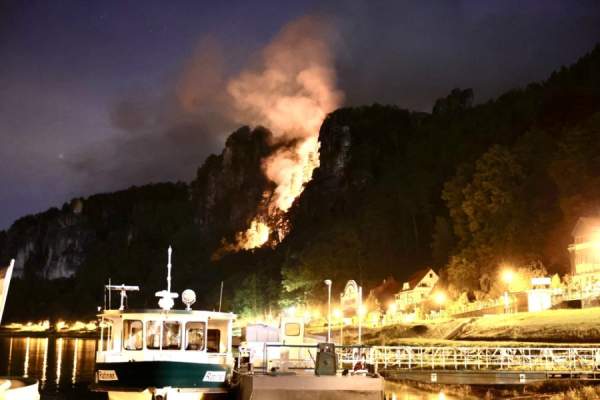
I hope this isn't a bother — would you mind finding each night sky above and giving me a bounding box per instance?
[1,0,600,229]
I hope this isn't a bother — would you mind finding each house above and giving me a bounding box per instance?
[395,268,439,311]
[367,276,400,310]
[340,280,360,317]
[527,277,553,312]
[568,217,600,290]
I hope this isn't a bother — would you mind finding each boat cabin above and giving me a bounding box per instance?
[97,309,235,366]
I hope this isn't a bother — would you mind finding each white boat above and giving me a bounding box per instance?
[90,247,236,400]
[0,259,40,400]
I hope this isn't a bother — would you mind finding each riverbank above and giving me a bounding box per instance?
[309,307,600,345]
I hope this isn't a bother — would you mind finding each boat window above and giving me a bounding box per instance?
[123,320,143,351]
[206,329,220,353]
[284,322,301,337]
[146,321,161,350]
[101,323,112,351]
[185,322,206,351]
[163,321,181,350]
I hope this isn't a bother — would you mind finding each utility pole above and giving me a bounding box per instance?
[325,279,332,343]
[218,281,224,312]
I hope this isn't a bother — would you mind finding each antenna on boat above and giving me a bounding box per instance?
[105,284,140,310]
[155,246,179,311]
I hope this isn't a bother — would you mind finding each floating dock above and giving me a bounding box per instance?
[237,372,384,400]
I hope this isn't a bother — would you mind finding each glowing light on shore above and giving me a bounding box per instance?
[502,269,514,285]
[388,302,397,314]
[434,291,446,305]
[358,304,367,317]
[333,308,342,320]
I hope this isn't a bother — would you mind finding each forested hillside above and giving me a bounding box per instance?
[2,44,599,321]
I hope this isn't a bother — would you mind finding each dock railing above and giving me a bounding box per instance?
[257,344,600,376]
[370,346,600,374]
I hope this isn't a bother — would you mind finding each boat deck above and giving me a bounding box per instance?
[237,371,384,400]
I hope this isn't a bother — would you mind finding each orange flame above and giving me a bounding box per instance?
[227,16,343,250]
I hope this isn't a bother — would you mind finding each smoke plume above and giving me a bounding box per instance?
[223,16,343,250]
[228,16,343,212]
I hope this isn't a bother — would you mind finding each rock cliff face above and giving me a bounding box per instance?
[0,126,276,282]
[191,126,274,241]
[2,205,92,279]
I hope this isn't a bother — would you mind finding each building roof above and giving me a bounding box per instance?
[402,268,436,291]
[368,276,399,305]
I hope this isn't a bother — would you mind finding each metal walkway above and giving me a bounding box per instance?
[262,343,600,384]
[369,345,600,373]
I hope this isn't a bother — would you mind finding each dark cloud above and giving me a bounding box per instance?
[1,0,600,229]
[330,0,600,111]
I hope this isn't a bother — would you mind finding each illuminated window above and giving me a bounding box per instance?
[284,322,301,337]
[185,322,206,351]
[207,329,221,353]
[101,324,113,351]
[163,321,181,350]
[123,320,143,351]
[146,321,161,350]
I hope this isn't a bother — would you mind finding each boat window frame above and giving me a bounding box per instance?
[100,320,113,352]
[145,320,163,350]
[162,320,183,350]
[184,321,207,351]
[122,319,144,351]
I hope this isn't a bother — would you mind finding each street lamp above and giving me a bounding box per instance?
[357,286,364,345]
[388,302,397,324]
[358,303,367,345]
[333,308,343,345]
[502,269,514,313]
[324,279,332,343]
[434,291,446,316]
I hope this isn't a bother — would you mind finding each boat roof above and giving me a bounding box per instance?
[99,308,236,320]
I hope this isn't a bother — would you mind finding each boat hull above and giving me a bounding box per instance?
[92,361,230,392]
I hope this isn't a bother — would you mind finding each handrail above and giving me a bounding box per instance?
[253,343,600,374]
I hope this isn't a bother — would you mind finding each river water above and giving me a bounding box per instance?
[0,336,455,400]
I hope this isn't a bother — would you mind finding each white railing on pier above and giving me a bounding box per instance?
[370,346,600,373]
[258,344,600,374]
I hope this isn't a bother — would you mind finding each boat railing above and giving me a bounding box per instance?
[258,343,371,373]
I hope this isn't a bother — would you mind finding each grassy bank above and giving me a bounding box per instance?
[309,307,600,345]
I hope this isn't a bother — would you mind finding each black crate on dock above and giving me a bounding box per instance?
[315,343,337,376]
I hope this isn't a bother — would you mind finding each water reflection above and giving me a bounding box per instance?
[0,336,97,397]
[55,337,63,387]
[41,337,48,387]
[385,381,458,400]
[1,337,461,400]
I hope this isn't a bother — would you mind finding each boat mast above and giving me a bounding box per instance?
[155,246,179,311]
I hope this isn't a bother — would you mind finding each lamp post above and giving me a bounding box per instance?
[502,269,514,314]
[324,279,332,343]
[334,308,343,345]
[358,286,363,345]
[388,302,397,325]
[434,291,446,317]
